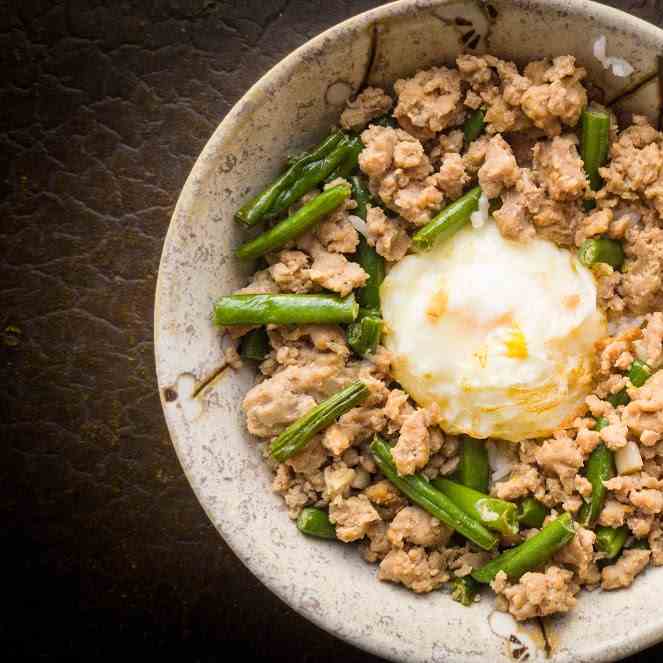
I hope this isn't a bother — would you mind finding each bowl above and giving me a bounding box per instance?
[154,1,663,660]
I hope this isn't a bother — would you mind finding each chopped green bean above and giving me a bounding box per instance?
[213,293,359,326]
[239,328,269,361]
[412,186,481,252]
[578,238,624,269]
[517,497,548,529]
[607,389,630,408]
[456,437,490,493]
[370,437,498,551]
[297,507,337,539]
[236,131,344,227]
[327,137,363,181]
[581,109,611,197]
[347,312,382,357]
[595,416,610,431]
[625,538,650,551]
[236,184,350,260]
[432,478,519,536]
[596,526,628,559]
[271,381,369,462]
[463,108,485,147]
[472,513,575,583]
[577,443,615,527]
[628,359,652,388]
[451,576,480,606]
[268,136,360,217]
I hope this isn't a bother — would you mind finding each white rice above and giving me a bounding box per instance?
[470,191,490,229]
[347,214,369,238]
[593,35,635,77]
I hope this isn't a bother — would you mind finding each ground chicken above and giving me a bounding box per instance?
[392,408,432,475]
[316,209,360,253]
[387,506,452,548]
[478,134,520,199]
[634,312,663,368]
[493,464,542,500]
[623,371,663,435]
[393,66,463,138]
[286,436,328,476]
[533,135,588,202]
[365,205,410,261]
[268,250,313,293]
[535,432,584,492]
[492,168,541,240]
[309,251,368,296]
[340,86,393,131]
[378,547,449,593]
[360,521,392,562]
[621,223,663,314]
[493,567,579,621]
[555,526,600,585]
[431,152,469,199]
[598,499,633,527]
[601,549,651,590]
[329,494,381,542]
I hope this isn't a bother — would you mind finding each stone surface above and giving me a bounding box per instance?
[2,1,663,661]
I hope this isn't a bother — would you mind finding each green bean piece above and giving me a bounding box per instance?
[577,238,624,269]
[297,507,337,539]
[451,576,480,606]
[517,497,548,529]
[607,388,630,408]
[596,526,629,559]
[373,114,399,129]
[347,312,382,357]
[236,185,350,260]
[432,478,519,536]
[577,443,615,527]
[239,328,269,361]
[595,416,610,431]
[471,513,575,584]
[370,437,498,551]
[625,538,650,551]
[271,381,369,462]
[350,177,386,311]
[456,437,490,493]
[268,137,360,217]
[412,186,482,252]
[581,109,611,193]
[327,137,363,181]
[463,108,485,147]
[629,359,652,388]
[213,293,359,327]
[236,131,344,227]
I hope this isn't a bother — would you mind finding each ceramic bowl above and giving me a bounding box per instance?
[155,1,663,660]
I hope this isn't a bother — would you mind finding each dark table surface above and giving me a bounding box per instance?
[3,1,663,661]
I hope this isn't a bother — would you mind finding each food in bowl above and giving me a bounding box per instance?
[212,52,663,621]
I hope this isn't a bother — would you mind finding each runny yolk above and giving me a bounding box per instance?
[505,325,528,359]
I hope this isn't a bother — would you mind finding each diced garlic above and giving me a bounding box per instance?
[615,441,643,475]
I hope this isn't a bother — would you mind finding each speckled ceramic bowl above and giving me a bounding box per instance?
[155,1,663,660]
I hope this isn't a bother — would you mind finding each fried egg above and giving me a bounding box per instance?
[381,221,606,442]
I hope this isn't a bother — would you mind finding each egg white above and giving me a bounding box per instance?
[381,221,606,442]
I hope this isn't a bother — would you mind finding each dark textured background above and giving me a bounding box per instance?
[3,1,663,661]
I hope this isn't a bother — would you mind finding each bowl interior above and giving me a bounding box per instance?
[155,2,663,661]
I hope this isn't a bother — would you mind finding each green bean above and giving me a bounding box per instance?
[327,137,363,181]
[463,108,485,147]
[350,177,385,311]
[236,185,350,260]
[236,131,344,226]
[271,381,369,462]
[517,497,548,529]
[412,186,481,252]
[578,238,624,269]
[596,526,628,559]
[456,437,490,493]
[268,136,361,217]
[625,538,649,551]
[581,109,611,193]
[213,293,359,326]
[432,478,519,536]
[451,576,480,606]
[347,312,382,357]
[297,507,337,539]
[471,513,575,583]
[577,443,615,527]
[607,388,630,408]
[373,114,399,129]
[239,328,269,361]
[629,359,652,388]
[370,437,498,551]
[595,416,610,431]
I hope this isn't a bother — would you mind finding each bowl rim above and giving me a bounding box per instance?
[155,1,663,661]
